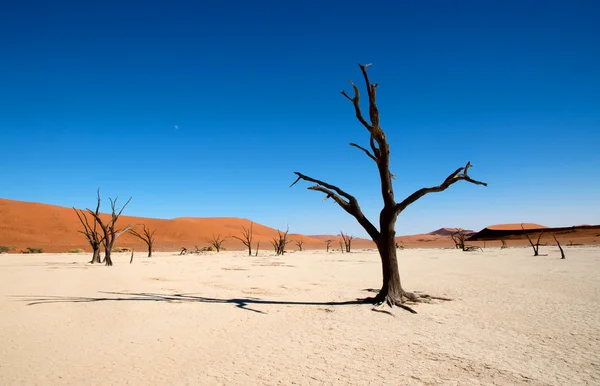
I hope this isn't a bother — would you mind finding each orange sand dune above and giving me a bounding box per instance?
[0,198,324,253]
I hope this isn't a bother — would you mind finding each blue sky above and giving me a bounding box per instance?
[1,0,599,237]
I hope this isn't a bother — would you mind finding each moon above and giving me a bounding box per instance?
[174,125,179,130]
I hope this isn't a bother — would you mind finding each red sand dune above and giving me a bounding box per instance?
[1,198,598,252]
[0,198,325,253]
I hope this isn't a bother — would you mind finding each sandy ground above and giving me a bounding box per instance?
[1,246,599,385]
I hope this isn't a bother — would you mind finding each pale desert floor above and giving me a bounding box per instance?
[1,246,599,385]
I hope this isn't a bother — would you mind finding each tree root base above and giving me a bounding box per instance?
[362,290,453,314]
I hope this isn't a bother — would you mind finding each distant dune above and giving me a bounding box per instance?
[1,198,598,252]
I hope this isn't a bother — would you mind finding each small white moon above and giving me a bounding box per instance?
[174,125,179,130]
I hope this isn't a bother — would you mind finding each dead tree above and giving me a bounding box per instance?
[501,239,508,249]
[522,224,545,256]
[325,239,332,252]
[180,247,188,255]
[209,234,226,252]
[451,230,466,250]
[232,222,253,256]
[291,64,487,313]
[255,241,260,256]
[72,191,104,264]
[129,249,135,264]
[295,237,304,251]
[128,224,156,257]
[339,240,345,253]
[553,235,565,259]
[87,193,133,266]
[271,227,290,255]
[340,232,354,252]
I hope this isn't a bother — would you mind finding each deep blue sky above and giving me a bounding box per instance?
[1,0,599,236]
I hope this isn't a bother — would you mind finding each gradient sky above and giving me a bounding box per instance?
[1,0,599,237]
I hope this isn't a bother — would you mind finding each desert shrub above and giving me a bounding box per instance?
[27,247,44,254]
[67,248,85,253]
[0,246,15,253]
[112,247,131,252]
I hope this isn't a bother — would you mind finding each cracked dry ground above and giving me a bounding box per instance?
[1,247,599,385]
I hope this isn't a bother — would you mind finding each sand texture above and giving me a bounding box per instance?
[1,246,599,385]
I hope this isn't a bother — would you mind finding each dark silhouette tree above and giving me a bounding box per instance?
[451,229,466,250]
[209,234,226,252]
[325,239,333,252]
[553,235,565,259]
[522,224,545,256]
[128,224,156,257]
[295,237,304,251]
[340,232,354,252]
[232,222,253,256]
[270,227,290,256]
[73,190,104,264]
[291,64,487,312]
[88,194,133,266]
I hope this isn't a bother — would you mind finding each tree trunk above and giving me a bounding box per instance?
[376,232,404,303]
[90,247,101,264]
[148,243,153,258]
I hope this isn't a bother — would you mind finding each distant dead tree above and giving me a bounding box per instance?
[396,241,404,250]
[291,64,487,312]
[255,241,260,256]
[128,224,156,257]
[339,240,344,253]
[451,230,482,252]
[325,239,333,252]
[180,247,188,255]
[295,237,304,251]
[271,227,290,255]
[340,232,354,253]
[451,230,466,250]
[501,239,508,249]
[522,224,545,256]
[232,222,253,256]
[129,249,135,264]
[72,191,104,264]
[553,235,565,259]
[209,234,227,252]
[87,193,133,266]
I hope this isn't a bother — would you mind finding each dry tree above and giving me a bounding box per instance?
[325,239,333,252]
[232,222,253,256]
[209,234,227,252]
[522,224,546,256]
[340,232,354,253]
[295,237,304,251]
[501,239,508,249]
[451,229,466,250]
[72,190,104,264]
[128,224,156,257]
[255,241,260,256]
[271,227,290,255]
[87,192,133,266]
[553,235,565,259]
[291,64,487,313]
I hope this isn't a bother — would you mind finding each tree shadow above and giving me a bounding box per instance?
[16,291,370,315]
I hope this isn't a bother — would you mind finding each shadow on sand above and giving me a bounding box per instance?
[17,291,373,315]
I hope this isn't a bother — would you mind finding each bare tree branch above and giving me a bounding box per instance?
[395,162,487,215]
[349,142,378,163]
[129,224,156,257]
[290,172,379,240]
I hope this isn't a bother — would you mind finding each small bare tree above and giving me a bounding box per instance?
[128,224,156,257]
[271,227,290,255]
[325,239,332,252]
[553,235,565,259]
[295,237,304,251]
[88,193,133,266]
[73,191,104,264]
[209,234,227,252]
[255,241,260,256]
[451,230,466,250]
[340,232,354,253]
[522,224,545,256]
[291,64,487,312]
[501,239,508,249]
[232,222,253,256]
